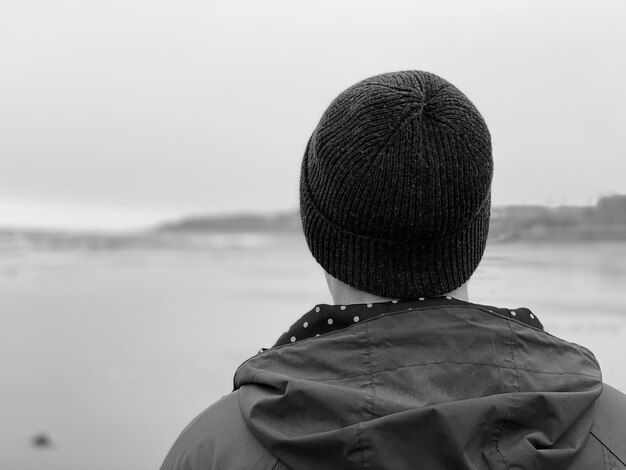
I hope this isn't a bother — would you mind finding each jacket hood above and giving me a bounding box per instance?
[234,301,602,470]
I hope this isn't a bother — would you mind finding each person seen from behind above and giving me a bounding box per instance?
[160,70,626,469]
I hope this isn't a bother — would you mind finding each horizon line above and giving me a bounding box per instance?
[1,197,623,234]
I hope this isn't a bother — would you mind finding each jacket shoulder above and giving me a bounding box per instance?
[590,383,626,467]
[160,391,280,470]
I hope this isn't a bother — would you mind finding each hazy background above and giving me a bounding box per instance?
[2,0,626,230]
[1,1,626,469]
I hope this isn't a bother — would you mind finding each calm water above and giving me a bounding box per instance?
[1,237,625,470]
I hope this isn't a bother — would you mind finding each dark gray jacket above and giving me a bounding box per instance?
[161,300,626,469]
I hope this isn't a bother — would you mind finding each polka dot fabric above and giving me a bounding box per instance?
[273,297,543,347]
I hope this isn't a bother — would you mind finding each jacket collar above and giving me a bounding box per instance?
[274,296,543,347]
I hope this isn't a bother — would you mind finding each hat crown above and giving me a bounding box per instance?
[303,70,492,243]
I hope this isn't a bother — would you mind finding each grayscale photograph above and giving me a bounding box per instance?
[1,1,625,469]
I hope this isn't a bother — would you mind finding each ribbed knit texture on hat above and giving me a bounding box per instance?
[300,70,493,299]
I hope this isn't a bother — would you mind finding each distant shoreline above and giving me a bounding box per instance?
[1,195,625,251]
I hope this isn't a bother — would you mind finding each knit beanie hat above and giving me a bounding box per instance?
[299,70,493,299]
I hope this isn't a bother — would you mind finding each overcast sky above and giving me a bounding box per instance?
[1,0,625,230]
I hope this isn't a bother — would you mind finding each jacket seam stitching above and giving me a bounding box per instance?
[356,423,366,470]
[270,458,281,470]
[364,321,376,419]
[591,430,626,467]
[602,442,610,469]
[508,318,522,463]
[269,361,600,384]
[493,318,521,470]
